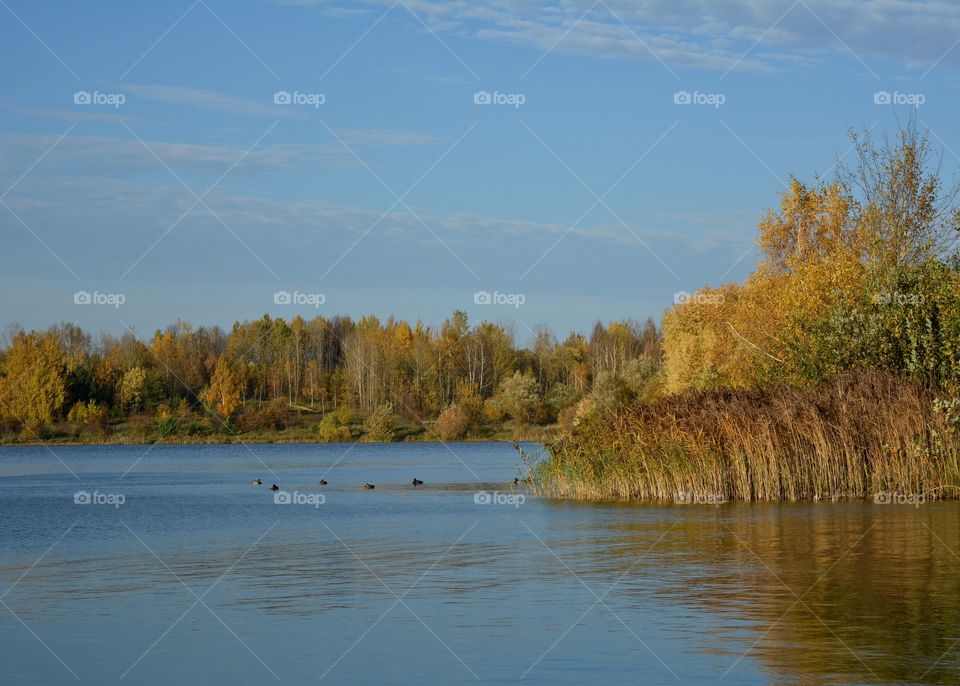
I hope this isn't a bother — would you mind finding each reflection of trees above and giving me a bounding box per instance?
[585,503,960,684]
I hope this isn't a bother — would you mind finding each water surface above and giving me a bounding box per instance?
[1,443,959,685]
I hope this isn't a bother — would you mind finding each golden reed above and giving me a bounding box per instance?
[537,371,960,502]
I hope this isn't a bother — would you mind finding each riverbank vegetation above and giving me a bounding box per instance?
[540,120,960,501]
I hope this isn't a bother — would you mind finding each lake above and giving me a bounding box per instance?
[1,442,958,685]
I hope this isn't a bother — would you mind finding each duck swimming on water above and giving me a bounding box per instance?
[319,479,328,486]
[251,478,262,485]
[411,478,423,486]
[363,483,375,490]
[270,484,279,491]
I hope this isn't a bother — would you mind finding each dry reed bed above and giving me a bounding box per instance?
[538,371,960,501]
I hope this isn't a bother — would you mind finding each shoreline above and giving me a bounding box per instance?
[0,434,553,448]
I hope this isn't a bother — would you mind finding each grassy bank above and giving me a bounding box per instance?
[537,371,960,502]
[0,409,558,446]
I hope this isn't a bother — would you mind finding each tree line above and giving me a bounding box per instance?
[0,311,661,441]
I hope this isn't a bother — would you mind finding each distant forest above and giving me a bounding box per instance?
[0,312,662,442]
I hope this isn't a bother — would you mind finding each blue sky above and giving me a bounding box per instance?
[1,0,959,343]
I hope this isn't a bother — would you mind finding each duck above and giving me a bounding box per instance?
[251,478,262,485]
[270,484,279,491]
[514,477,520,485]
[319,479,328,486]
[411,478,423,486]
[363,483,375,490]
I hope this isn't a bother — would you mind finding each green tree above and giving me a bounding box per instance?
[494,371,540,425]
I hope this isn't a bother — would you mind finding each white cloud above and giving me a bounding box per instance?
[0,133,317,175]
[300,0,960,74]
[120,84,294,117]
[0,127,444,182]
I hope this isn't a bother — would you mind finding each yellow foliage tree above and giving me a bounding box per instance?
[0,330,67,425]
[201,357,243,419]
[663,178,866,392]
[117,367,147,412]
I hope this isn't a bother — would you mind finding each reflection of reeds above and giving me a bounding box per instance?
[590,506,960,684]
[537,371,960,501]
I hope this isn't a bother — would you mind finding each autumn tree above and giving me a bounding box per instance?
[0,330,67,427]
[663,121,960,393]
[117,367,148,412]
[201,357,243,420]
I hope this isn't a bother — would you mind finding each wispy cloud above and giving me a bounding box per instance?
[298,0,960,74]
[335,129,445,146]
[0,127,444,180]
[10,107,130,124]
[2,172,750,256]
[119,84,291,117]
[0,133,317,176]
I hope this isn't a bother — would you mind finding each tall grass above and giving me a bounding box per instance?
[536,370,960,501]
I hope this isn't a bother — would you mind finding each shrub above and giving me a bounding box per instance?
[67,400,108,436]
[237,398,288,432]
[317,406,358,442]
[546,383,580,414]
[491,371,540,425]
[153,414,180,438]
[436,404,469,440]
[364,404,400,441]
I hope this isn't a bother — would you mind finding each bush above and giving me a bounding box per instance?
[237,398,288,432]
[67,400,108,435]
[491,372,540,425]
[317,406,358,442]
[364,404,400,441]
[546,383,580,414]
[153,414,180,438]
[436,404,469,440]
[482,396,507,424]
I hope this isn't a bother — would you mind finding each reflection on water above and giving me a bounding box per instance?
[584,502,960,684]
[677,505,960,685]
[0,444,958,685]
